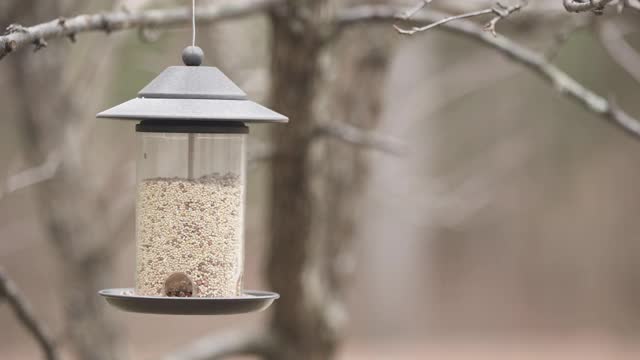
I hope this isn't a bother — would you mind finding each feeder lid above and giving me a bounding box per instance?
[97,47,288,124]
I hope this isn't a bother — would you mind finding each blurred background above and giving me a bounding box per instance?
[1,0,640,359]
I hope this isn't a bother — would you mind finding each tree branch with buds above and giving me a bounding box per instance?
[336,4,640,138]
[0,0,279,60]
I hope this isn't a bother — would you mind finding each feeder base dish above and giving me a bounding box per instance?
[98,288,278,315]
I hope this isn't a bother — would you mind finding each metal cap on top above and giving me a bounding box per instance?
[96,46,288,124]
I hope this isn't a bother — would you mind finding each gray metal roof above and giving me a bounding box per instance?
[97,65,288,123]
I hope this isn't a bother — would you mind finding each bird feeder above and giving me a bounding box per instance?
[97,46,287,315]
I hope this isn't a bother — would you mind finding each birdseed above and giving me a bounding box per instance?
[135,173,243,297]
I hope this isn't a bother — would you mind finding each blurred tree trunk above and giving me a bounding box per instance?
[266,1,332,358]
[4,1,128,359]
[321,0,395,333]
[266,0,393,358]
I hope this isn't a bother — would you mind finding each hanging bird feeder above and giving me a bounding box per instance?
[96,45,287,315]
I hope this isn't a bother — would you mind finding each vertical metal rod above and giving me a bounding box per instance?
[188,133,195,179]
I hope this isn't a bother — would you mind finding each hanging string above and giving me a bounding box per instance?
[191,0,196,47]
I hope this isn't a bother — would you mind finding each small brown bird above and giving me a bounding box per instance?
[163,272,195,297]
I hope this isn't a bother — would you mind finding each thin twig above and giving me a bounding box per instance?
[0,0,280,60]
[394,1,525,37]
[336,5,640,139]
[484,1,526,37]
[0,269,59,360]
[394,9,494,35]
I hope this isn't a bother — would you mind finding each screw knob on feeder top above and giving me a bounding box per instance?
[182,46,204,66]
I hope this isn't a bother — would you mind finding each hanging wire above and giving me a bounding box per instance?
[192,0,196,46]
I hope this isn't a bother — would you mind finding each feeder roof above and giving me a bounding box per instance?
[97,65,287,123]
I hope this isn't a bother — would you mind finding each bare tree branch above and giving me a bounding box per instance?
[311,123,405,155]
[394,1,525,36]
[564,0,615,14]
[163,330,276,360]
[598,19,640,83]
[431,0,564,18]
[336,5,640,139]
[0,152,61,201]
[484,1,527,36]
[0,269,59,360]
[563,0,639,13]
[0,0,280,60]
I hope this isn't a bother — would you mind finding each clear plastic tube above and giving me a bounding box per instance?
[135,131,246,297]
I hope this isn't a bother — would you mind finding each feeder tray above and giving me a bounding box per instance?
[99,289,279,315]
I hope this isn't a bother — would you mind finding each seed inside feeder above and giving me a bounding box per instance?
[135,173,244,298]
